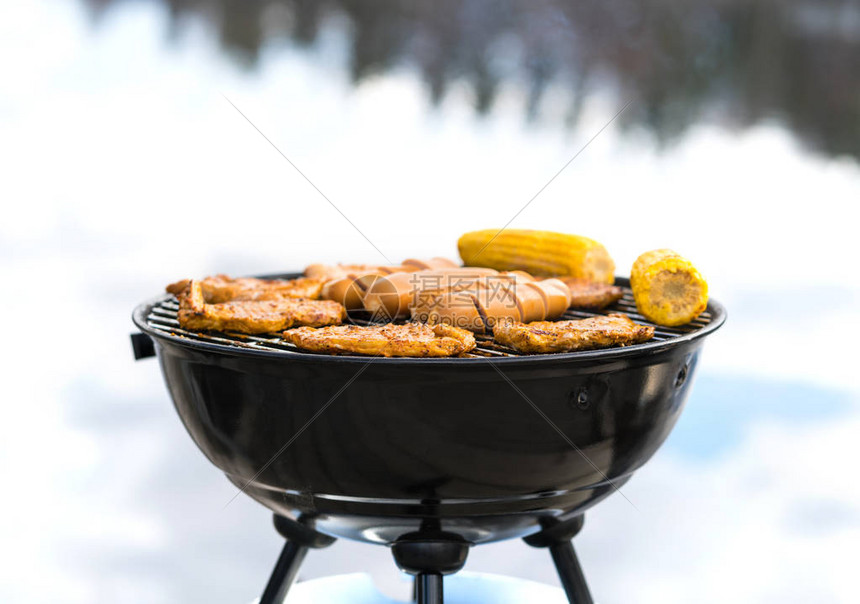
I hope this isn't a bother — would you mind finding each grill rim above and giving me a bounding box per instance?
[132,274,726,366]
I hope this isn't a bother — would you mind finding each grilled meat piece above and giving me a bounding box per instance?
[493,313,654,354]
[558,278,624,310]
[305,264,399,282]
[167,274,323,302]
[283,322,476,357]
[305,258,458,282]
[306,264,373,281]
[175,280,344,334]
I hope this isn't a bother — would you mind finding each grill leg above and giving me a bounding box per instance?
[259,541,308,604]
[415,573,443,604]
[259,514,336,604]
[549,541,593,604]
[524,515,593,604]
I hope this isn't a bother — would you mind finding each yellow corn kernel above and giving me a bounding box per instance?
[631,249,708,326]
[457,229,615,284]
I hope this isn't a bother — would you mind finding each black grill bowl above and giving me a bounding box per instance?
[133,280,724,545]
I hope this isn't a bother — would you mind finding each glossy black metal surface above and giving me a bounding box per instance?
[132,276,725,546]
[392,535,470,575]
[392,535,470,604]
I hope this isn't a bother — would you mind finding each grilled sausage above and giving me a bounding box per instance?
[409,273,569,332]
[401,257,460,271]
[362,268,499,319]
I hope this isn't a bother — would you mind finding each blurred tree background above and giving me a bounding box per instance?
[84,0,860,159]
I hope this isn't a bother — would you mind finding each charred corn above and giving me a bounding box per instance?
[457,229,615,284]
[630,249,708,326]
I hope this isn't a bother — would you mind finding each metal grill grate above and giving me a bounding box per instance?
[144,287,713,359]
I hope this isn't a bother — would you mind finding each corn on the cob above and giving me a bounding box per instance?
[630,249,708,326]
[457,229,615,284]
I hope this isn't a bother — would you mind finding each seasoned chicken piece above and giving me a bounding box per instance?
[175,280,345,334]
[283,322,476,357]
[493,313,654,354]
[167,274,323,302]
[557,278,624,310]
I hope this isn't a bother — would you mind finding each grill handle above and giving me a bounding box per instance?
[131,332,156,360]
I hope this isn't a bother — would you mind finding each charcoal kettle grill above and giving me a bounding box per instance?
[131,274,725,603]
